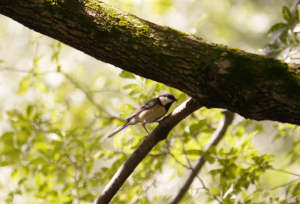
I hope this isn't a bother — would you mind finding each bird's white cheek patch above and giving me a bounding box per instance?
[160,97,172,106]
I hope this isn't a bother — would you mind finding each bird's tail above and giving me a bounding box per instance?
[107,122,131,138]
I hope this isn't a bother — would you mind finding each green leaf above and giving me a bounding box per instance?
[292,182,300,197]
[16,76,31,96]
[283,6,293,23]
[68,139,85,148]
[35,172,44,186]
[119,70,135,79]
[33,54,45,63]
[236,126,245,137]
[81,192,94,200]
[273,131,286,141]
[279,31,290,45]
[294,8,299,23]
[123,84,139,90]
[254,124,264,132]
[0,161,10,167]
[241,131,258,148]
[208,146,217,155]
[267,23,288,36]
[185,149,206,156]
[34,141,50,152]
[51,51,59,62]
[39,183,48,195]
[150,0,173,14]
[61,195,72,203]
[189,120,206,135]
[34,82,49,93]
[287,29,297,43]
[11,170,19,181]
[262,191,270,198]
[209,188,220,196]
[194,13,208,29]
[209,168,221,176]
[93,151,105,159]
[26,105,33,117]
[129,88,144,95]
[0,132,14,144]
[5,191,14,202]
[29,158,47,166]
[205,156,216,164]
[18,177,28,185]
[48,190,58,197]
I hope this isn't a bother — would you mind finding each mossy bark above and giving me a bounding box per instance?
[1,0,300,125]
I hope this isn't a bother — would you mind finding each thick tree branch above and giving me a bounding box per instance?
[169,110,234,204]
[96,98,202,204]
[1,1,300,125]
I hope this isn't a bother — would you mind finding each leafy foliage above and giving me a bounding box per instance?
[263,5,300,62]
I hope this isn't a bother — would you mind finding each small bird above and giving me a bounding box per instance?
[108,93,178,138]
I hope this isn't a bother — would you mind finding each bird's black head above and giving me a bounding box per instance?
[159,93,178,101]
[158,93,178,109]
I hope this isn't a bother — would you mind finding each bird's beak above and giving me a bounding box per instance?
[175,98,179,102]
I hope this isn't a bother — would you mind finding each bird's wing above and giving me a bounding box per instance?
[127,98,158,120]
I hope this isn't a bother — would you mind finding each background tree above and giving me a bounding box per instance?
[0,0,300,204]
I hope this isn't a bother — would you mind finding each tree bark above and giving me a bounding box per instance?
[1,0,300,125]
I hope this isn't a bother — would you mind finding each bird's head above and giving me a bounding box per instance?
[158,93,179,106]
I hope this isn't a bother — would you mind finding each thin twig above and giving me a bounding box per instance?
[63,73,124,121]
[96,98,202,204]
[168,148,223,204]
[246,178,300,201]
[269,168,300,177]
[168,110,234,204]
[0,66,32,73]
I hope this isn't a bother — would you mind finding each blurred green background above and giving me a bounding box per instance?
[1,0,300,203]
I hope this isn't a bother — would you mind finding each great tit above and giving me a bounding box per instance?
[107,93,178,138]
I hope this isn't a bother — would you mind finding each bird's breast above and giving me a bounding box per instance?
[138,105,166,122]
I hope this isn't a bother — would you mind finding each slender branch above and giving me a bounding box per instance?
[246,178,300,201]
[0,66,32,73]
[88,88,128,97]
[63,73,124,121]
[149,152,168,157]
[168,110,234,204]
[1,65,124,121]
[291,0,300,13]
[181,139,223,204]
[269,168,300,177]
[168,149,223,204]
[96,98,202,204]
